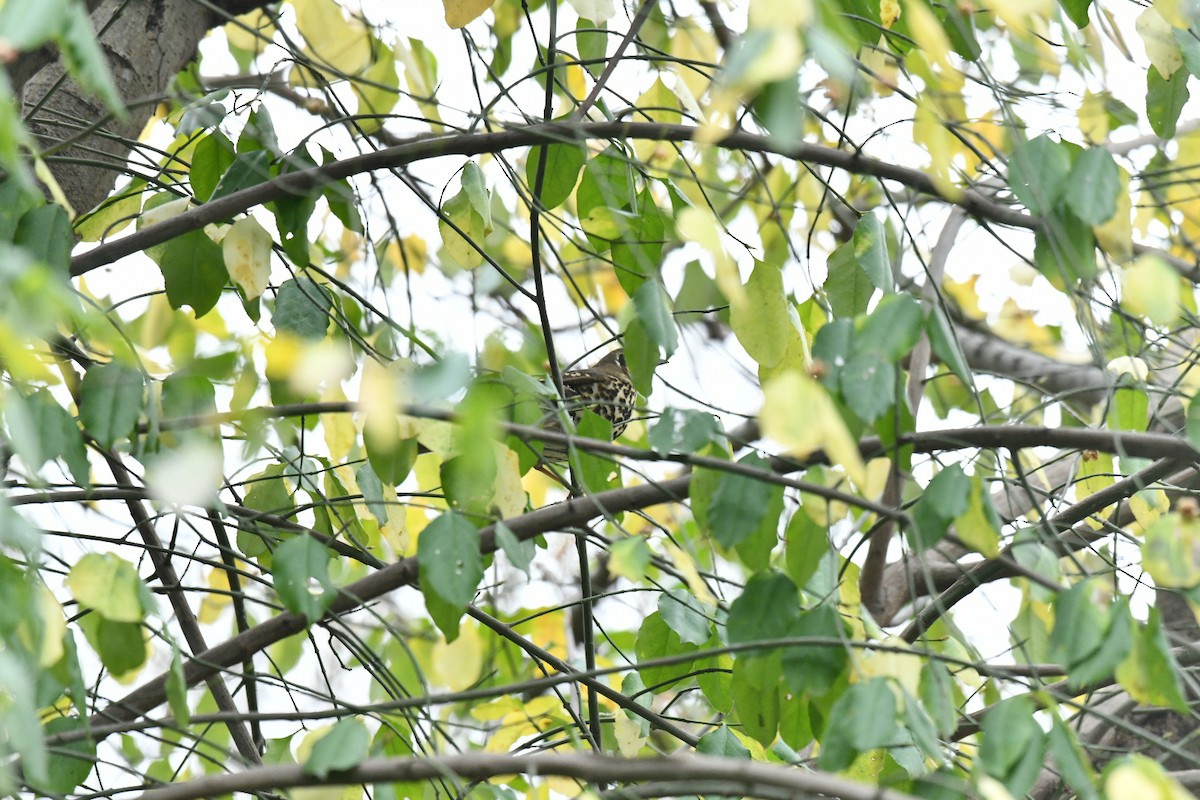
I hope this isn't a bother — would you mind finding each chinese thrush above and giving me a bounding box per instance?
[540,349,636,462]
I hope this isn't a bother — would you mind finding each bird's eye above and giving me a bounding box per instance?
[617,353,626,368]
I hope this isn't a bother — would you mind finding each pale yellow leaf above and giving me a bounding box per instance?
[431,620,484,690]
[1078,90,1109,142]
[676,206,744,305]
[23,586,66,667]
[67,553,145,623]
[760,370,866,487]
[669,20,717,100]
[662,541,717,605]
[881,0,901,27]
[614,713,646,757]
[566,0,615,21]
[321,384,355,463]
[856,638,921,695]
[1154,0,1194,29]
[199,567,233,624]
[292,0,370,74]
[905,0,951,69]
[353,41,400,132]
[1137,7,1183,79]
[1122,253,1180,326]
[913,96,962,201]
[443,0,495,28]
[1105,755,1197,800]
[222,216,272,299]
[225,9,275,54]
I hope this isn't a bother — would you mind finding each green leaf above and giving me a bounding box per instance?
[632,280,679,358]
[622,317,658,395]
[1141,513,1200,588]
[166,644,191,725]
[784,507,828,589]
[526,141,586,209]
[1067,596,1132,687]
[303,718,370,778]
[825,241,873,318]
[979,695,1046,797]
[15,204,72,274]
[731,260,791,368]
[272,535,336,623]
[860,293,924,361]
[460,161,493,234]
[5,389,89,486]
[635,611,697,691]
[1035,207,1096,285]
[658,589,711,646]
[158,229,227,316]
[1107,385,1148,432]
[953,476,1002,558]
[1147,64,1190,139]
[1049,579,1106,670]
[817,678,900,771]
[910,464,970,549]
[727,572,800,644]
[67,553,146,623]
[1065,148,1120,225]
[1115,606,1189,712]
[417,511,483,641]
[926,306,971,383]
[58,3,124,116]
[853,212,891,291]
[1008,134,1071,216]
[839,351,895,422]
[705,453,777,548]
[780,605,848,697]
[190,132,236,202]
[696,726,751,758]
[438,187,488,269]
[80,616,145,675]
[569,409,619,492]
[1057,0,1092,28]
[576,145,634,220]
[355,461,389,525]
[209,150,273,202]
[273,277,333,339]
[648,408,723,454]
[731,654,781,746]
[440,450,498,514]
[495,521,535,576]
[0,0,68,48]
[1047,717,1099,800]
[79,362,145,449]
[39,716,95,794]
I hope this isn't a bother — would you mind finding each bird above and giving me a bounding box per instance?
[539,349,636,462]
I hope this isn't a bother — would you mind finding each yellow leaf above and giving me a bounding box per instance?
[1075,450,1115,528]
[1154,0,1193,29]
[353,41,400,132]
[669,20,717,100]
[856,637,921,696]
[292,0,370,74]
[67,554,145,623]
[913,96,962,201]
[614,714,646,757]
[881,0,901,26]
[321,384,355,463]
[222,216,273,300]
[1137,7,1183,79]
[225,9,275,55]
[954,476,1001,558]
[199,568,233,624]
[21,586,65,668]
[676,206,744,305]
[662,541,717,605]
[1105,755,1196,800]
[443,0,496,28]
[905,0,951,69]
[1078,90,1109,142]
[1094,167,1133,261]
[431,620,484,691]
[1122,253,1180,326]
[76,185,143,242]
[760,370,866,487]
